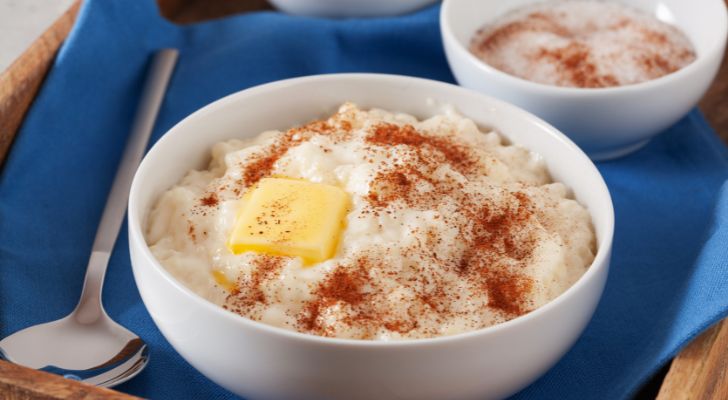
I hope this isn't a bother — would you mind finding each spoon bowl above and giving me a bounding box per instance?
[0,314,148,387]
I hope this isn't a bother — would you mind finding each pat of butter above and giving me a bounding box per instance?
[212,270,237,293]
[227,178,349,264]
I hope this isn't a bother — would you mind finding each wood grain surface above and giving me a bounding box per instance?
[0,360,139,400]
[157,0,272,24]
[0,0,80,167]
[658,322,728,400]
[700,43,728,144]
[659,1,728,394]
[0,0,726,398]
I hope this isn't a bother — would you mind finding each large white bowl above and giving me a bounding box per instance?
[128,74,614,400]
[441,0,728,160]
[268,0,437,18]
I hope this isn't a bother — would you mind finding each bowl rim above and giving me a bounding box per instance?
[440,0,728,96]
[128,73,615,347]
[268,0,439,17]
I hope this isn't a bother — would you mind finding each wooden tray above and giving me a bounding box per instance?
[0,1,726,398]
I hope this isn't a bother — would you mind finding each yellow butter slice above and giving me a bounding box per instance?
[227,177,349,265]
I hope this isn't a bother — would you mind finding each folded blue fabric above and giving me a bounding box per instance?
[1,1,727,398]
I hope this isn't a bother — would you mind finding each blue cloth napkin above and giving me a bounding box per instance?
[1,1,727,398]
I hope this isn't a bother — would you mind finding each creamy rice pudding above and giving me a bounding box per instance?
[470,1,696,88]
[146,103,596,340]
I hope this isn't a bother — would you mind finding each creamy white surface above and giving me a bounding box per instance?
[146,103,595,340]
[469,0,696,88]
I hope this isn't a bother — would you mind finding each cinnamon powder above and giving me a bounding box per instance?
[224,255,284,314]
[199,192,219,207]
[240,120,335,188]
[215,106,559,338]
[299,261,371,334]
[470,3,696,88]
[366,123,477,175]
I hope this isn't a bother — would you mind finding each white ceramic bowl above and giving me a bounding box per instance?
[128,74,614,400]
[441,0,728,160]
[268,0,437,18]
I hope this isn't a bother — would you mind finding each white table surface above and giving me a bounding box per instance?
[0,0,75,73]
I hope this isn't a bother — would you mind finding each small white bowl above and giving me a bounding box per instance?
[441,0,728,160]
[128,74,614,400]
[268,0,437,18]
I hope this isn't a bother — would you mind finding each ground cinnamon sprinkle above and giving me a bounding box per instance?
[242,152,282,188]
[199,192,219,207]
[470,3,697,88]
[363,122,538,320]
[339,120,352,132]
[203,104,589,339]
[299,262,370,333]
[473,192,534,259]
[482,270,534,315]
[639,53,679,76]
[225,255,284,314]
[302,138,537,334]
[384,319,419,334]
[475,12,568,53]
[187,221,196,242]
[240,120,335,188]
[456,192,537,315]
[318,267,368,305]
[535,43,618,88]
[367,167,434,208]
[366,123,477,175]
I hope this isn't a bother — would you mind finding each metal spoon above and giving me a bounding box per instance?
[0,49,178,388]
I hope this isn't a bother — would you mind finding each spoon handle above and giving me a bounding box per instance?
[74,49,178,323]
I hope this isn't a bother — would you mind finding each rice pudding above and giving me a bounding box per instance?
[469,1,697,88]
[145,103,596,340]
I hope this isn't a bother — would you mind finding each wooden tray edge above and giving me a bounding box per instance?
[0,1,81,166]
[0,1,726,399]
